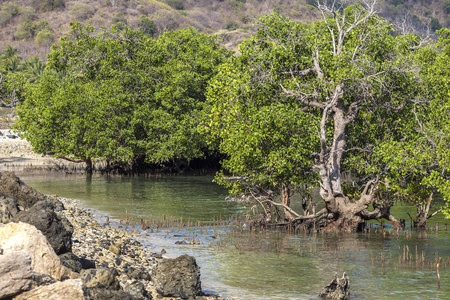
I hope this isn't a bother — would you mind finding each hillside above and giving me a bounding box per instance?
[0,0,449,60]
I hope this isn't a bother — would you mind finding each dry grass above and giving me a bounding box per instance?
[0,0,447,59]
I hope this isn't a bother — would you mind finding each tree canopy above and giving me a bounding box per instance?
[207,1,433,229]
[15,24,231,173]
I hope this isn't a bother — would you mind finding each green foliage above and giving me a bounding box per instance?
[138,16,155,37]
[207,6,426,219]
[165,0,184,10]
[14,19,52,41]
[14,21,33,40]
[35,29,54,45]
[391,0,406,6]
[34,0,65,12]
[15,24,231,168]
[369,32,450,218]
[444,1,450,14]
[69,3,95,20]
[430,17,442,31]
[112,12,127,25]
[225,21,239,30]
[0,45,44,106]
[0,11,12,27]
[18,6,35,19]
[207,62,320,198]
[2,2,20,16]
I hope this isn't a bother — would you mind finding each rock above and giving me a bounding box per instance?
[80,268,120,290]
[31,272,57,289]
[127,268,144,280]
[79,257,96,270]
[0,222,78,281]
[0,172,46,209]
[86,288,135,300]
[0,251,32,299]
[152,254,202,300]
[13,279,85,300]
[14,200,73,255]
[0,195,19,223]
[59,252,83,273]
[109,244,121,255]
[319,272,350,300]
[123,281,151,299]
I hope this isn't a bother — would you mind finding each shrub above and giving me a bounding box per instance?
[35,29,54,45]
[0,11,12,27]
[225,21,239,30]
[19,6,35,18]
[2,2,20,16]
[34,0,65,12]
[112,13,128,29]
[166,0,184,10]
[138,15,155,36]
[241,15,250,24]
[112,12,127,24]
[104,0,128,7]
[35,20,51,32]
[430,17,442,31]
[14,19,35,40]
[14,27,32,41]
[444,1,450,15]
[69,3,95,20]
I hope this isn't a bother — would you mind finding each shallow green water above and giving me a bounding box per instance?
[19,172,450,299]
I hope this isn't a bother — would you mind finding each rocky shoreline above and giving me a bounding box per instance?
[0,171,222,300]
[59,196,220,300]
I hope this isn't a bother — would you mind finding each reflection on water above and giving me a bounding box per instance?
[19,172,450,299]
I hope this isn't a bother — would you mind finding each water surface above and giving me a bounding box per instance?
[19,172,450,299]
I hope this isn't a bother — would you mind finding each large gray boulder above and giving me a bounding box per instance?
[0,251,33,299]
[14,200,73,255]
[152,254,202,300]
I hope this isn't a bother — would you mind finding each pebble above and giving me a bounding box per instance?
[56,197,163,299]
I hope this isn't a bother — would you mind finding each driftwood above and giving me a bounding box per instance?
[319,272,350,300]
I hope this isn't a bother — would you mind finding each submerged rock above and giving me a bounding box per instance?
[152,254,202,300]
[319,272,350,300]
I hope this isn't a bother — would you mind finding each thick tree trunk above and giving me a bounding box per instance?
[317,90,400,231]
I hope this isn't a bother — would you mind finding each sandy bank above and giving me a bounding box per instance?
[0,140,87,172]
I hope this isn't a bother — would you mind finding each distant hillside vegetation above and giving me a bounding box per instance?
[0,0,448,59]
